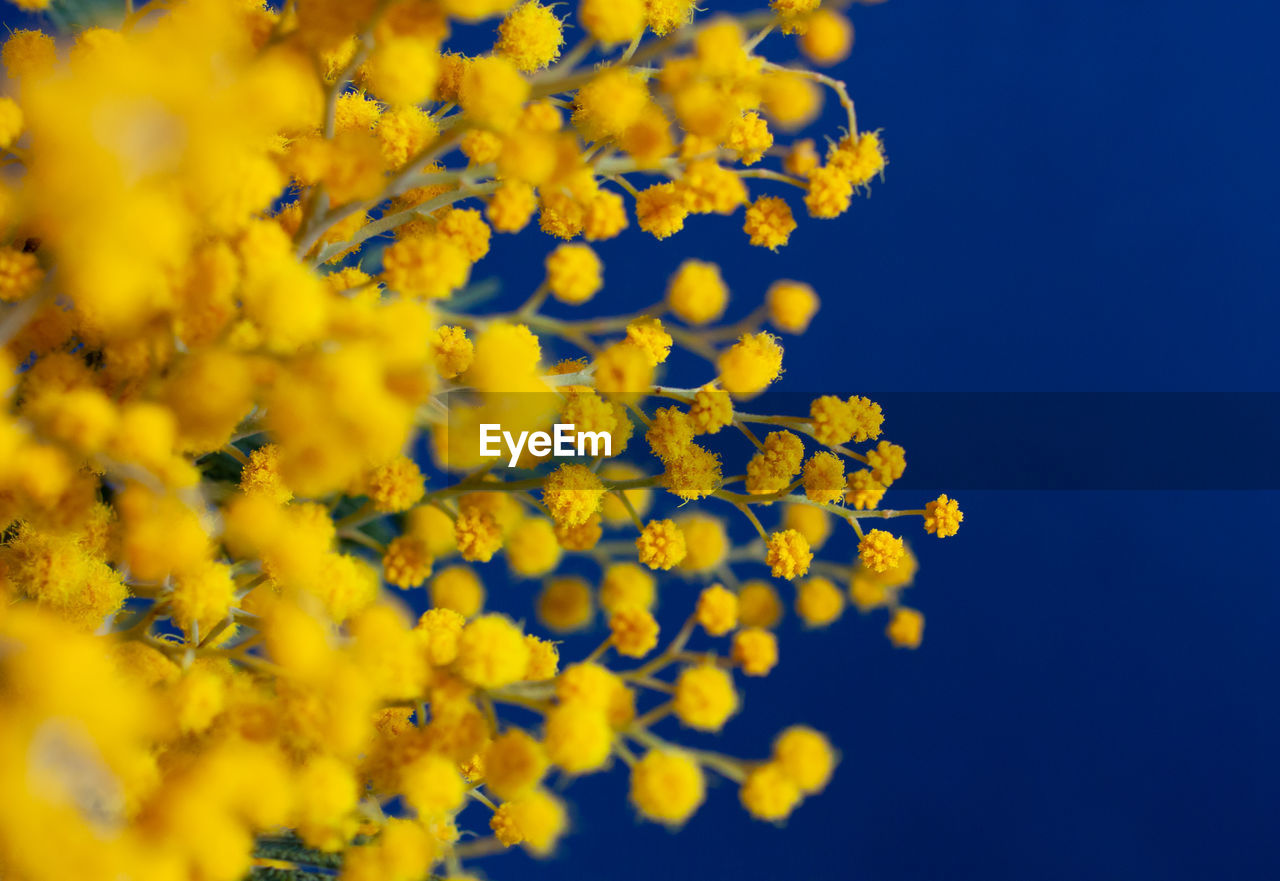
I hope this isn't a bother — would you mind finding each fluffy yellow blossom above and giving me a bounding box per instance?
[866,440,907,486]
[674,664,738,731]
[545,702,612,772]
[456,614,531,687]
[630,750,706,825]
[744,196,797,249]
[768,280,821,333]
[384,536,434,588]
[694,584,739,636]
[491,789,568,855]
[453,507,501,560]
[459,55,530,131]
[718,332,785,397]
[365,36,440,105]
[594,340,654,400]
[666,259,729,325]
[489,180,539,231]
[383,235,471,299]
[645,0,697,35]
[795,576,845,627]
[845,469,887,510]
[738,580,784,629]
[600,562,657,613]
[430,566,486,617]
[732,627,779,676]
[609,605,660,657]
[545,243,603,304]
[924,494,964,537]
[542,463,606,526]
[830,130,888,188]
[727,111,774,165]
[801,451,845,504]
[740,762,803,821]
[859,529,905,574]
[746,430,805,495]
[485,729,550,800]
[367,455,427,512]
[800,9,855,66]
[636,518,687,570]
[636,182,689,239]
[538,577,594,632]
[773,726,837,794]
[432,325,475,378]
[785,502,832,549]
[506,517,563,577]
[625,316,674,366]
[497,2,564,72]
[804,164,855,218]
[579,0,645,45]
[765,529,813,580]
[887,607,925,649]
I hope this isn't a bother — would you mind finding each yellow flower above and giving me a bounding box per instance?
[630,750,706,825]
[545,702,612,772]
[743,195,797,249]
[364,36,440,105]
[542,463,606,527]
[625,316,673,366]
[887,607,925,649]
[484,729,550,800]
[545,243,603,304]
[383,235,471,299]
[924,494,964,537]
[666,259,729,325]
[795,576,844,628]
[772,725,837,795]
[765,529,813,580]
[767,280,821,333]
[732,627,779,676]
[866,440,907,486]
[579,0,645,45]
[801,451,845,504]
[455,614,531,687]
[800,9,854,66]
[696,583,740,636]
[635,518,687,570]
[600,562,657,613]
[537,577,594,632]
[674,664,738,731]
[858,529,905,573]
[491,789,567,855]
[740,761,803,821]
[496,2,564,72]
[738,580,783,629]
[717,332,784,397]
[459,55,530,131]
[429,566,486,617]
[608,605,660,657]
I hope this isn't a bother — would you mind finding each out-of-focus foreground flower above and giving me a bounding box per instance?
[0,1,961,879]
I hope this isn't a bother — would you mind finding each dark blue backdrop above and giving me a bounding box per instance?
[6,1,1277,878]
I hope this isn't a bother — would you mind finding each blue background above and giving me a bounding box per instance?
[7,0,1279,878]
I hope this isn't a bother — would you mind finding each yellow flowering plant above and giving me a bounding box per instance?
[0,0,962,879]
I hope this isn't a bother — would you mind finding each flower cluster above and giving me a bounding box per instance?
[0,1,958,880]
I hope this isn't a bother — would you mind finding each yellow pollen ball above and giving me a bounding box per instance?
[772,726,837,795]
[455,614,531,688]
[673,664,738,731]
[629,750,706,826]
